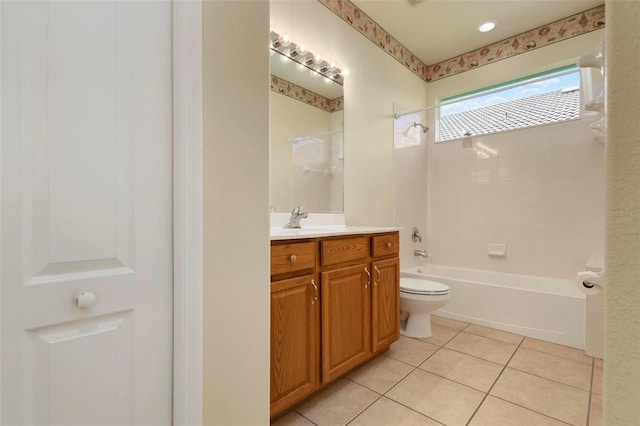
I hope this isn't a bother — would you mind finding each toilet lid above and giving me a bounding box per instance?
[400,277,449,295]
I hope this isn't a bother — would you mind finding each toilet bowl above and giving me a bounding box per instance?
[399,277,450,338]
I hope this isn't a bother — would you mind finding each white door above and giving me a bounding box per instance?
[1,1,173,424]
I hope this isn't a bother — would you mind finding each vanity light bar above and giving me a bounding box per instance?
[270,31,344,86]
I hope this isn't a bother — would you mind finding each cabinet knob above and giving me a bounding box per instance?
[75,291,97,309]
[290,254,297,262]
[386,242,392,248]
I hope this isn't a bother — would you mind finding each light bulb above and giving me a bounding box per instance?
[298,45,307,55]
[313,53,323,64]
[279,33,291,46]
[280,50,291,63]
[341,69,350,76]
[328,62,336,70]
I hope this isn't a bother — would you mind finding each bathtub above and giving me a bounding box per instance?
[401,264,586,349]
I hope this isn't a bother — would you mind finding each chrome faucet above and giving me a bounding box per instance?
[283,204,309,229]
[414,249,429,258]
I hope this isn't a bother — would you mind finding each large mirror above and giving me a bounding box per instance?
[270,32,344,213]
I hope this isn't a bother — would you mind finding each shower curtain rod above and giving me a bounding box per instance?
[393,66,579,119]
[293,128,343,143]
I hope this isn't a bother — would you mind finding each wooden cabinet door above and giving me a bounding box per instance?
[271,275,319,416]
[321,264,371,383]
[372,258,400,353]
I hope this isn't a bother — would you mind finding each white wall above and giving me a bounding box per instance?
[426,117,605,279]
[604,1,640,423]
[203,1,270,424]
[271,1,427,227]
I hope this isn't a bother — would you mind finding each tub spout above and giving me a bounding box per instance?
[414,249,429,258]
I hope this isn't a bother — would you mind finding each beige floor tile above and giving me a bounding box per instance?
[296,379,378,426]
[347,355,414,394]
[445,332,518,365]
[464,324,524,345]
[590,393,603,426]
[594,358,603,368]
[387,369,484,426]
[431,314,469,331]
[592,366,603,395]
[386,336,439,367]
[490,368,589,425]
[469,396,567,426]
[419,324,460,346]
[419,347,503,392]
[349,397,441,426]
[521,337,593,365]
[508,347,592,391]
[271,411,315,426]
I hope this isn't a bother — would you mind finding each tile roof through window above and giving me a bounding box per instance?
[439,88,580,141]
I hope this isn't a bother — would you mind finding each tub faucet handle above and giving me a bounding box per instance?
[411,227,422,243]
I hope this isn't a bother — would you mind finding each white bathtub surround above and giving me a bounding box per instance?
[393,126,428,270]
[427,117,605,279]
[402,264,586,349]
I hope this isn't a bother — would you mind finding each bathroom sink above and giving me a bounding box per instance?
[270,226,401,240]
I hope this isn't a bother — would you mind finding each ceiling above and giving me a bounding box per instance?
[351,0,603,65]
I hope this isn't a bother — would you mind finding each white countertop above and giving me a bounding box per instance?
[270,226,401,240]
[269,213,400,240]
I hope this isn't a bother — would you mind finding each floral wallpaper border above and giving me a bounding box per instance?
[317,0,428,81]
[425,5,605,82]
[270,75,344,113]
[317,0,605,83]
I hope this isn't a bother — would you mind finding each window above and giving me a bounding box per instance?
[438,65,580,142]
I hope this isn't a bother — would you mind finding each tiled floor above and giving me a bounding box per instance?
[272,315,603,426]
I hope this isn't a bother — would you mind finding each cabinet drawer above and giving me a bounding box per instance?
[271,242,316,276]
[321,237,369,267]
[372,233,399,258]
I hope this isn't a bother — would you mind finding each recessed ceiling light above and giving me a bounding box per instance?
[477,20,497,33]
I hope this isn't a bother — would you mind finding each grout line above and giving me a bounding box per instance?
[380,395,447,425]
[505,364,592,393]
[343,391,383,426]
[586,357,595,426]
[360,344,449,426]
[517,345,594,365]
[465,334,524,425]
[519,341,594,365]
[294,409,319,426]
[488,395,574,425]
[432,344,509,366]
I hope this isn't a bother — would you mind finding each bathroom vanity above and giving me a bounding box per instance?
[270,228,400,418]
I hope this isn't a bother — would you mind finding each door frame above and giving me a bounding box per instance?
[173,1,203,424]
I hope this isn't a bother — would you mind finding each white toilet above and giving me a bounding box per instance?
[399,277,450,338]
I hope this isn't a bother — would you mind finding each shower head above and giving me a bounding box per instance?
[402,121,429,135]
